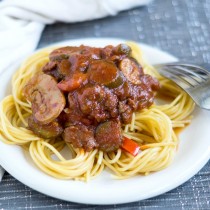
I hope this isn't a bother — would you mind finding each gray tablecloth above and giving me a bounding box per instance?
[0,0,210,209]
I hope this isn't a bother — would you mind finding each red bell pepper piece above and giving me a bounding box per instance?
[121,137,140,156]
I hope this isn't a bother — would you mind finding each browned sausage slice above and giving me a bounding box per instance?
[23,74,66,124]
[119,58,143,85]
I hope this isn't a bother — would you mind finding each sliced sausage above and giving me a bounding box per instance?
[63,124,98,151]
[119,57,143,85]
[23,74,66,124]
[95,120,122,152]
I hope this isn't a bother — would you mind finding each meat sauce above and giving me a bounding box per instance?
[23,44,160,152]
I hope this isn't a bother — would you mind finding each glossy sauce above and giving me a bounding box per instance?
[23,44,160,152]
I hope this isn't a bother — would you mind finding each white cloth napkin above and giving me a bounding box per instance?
[0,0,152,181]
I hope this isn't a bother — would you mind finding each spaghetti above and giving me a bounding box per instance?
[0,42,195,181]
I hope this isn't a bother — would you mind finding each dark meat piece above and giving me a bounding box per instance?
[76,85,118,123]
[28,116,63,139]
[95,120,122,152]
[59,93,93,126]
[113,44,131,56]
[101,44,131,60]
[68,54,90,73]
[63,124,98,151]
[44,45,102,81]
[115,81,156,124]
[49,46,101,61]
[43,59,74,81]
[57,72,88,92]
[140,74,160,91]
[23,74,66,124]
[101,45,114,59]
[49,46,81,61]
[42,61,62,80]
[43,59,71,81]
[118,101,133,124]
[114,81,132,101]
[43,54,89,81]
[57,59,71,77]
[119,57,143,84]
[58,109,93,127]
[130,83,155,110]
[88,60,124,89]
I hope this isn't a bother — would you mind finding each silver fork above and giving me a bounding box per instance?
[154,63,210,110]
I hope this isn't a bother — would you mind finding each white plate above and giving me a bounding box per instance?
[0,38,210,205]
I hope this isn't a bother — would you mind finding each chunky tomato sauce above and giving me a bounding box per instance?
[23,44,159,152]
